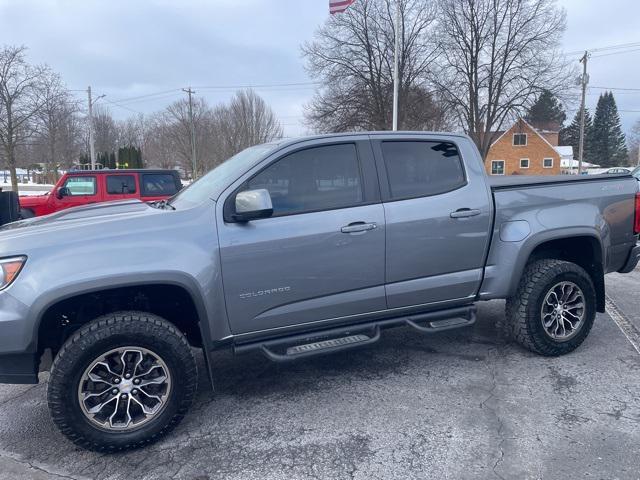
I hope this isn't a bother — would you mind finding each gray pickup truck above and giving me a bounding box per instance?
[0,132,638,451]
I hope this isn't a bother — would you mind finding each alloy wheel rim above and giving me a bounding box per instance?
[78,346,172,431]
[540,281,586,342]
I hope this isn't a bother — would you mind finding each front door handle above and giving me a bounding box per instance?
[341,222,377,233]
[450,208,481,219]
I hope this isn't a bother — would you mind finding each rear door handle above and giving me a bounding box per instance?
[450,208,481,219]
[341,222,377,233]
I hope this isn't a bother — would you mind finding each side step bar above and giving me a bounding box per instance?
[234,305,476,363]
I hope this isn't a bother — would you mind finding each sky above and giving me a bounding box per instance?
[1,0,639,138]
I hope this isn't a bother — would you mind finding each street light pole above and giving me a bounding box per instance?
[87,86,105,170]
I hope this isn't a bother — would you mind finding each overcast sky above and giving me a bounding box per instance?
[1,0,639,138]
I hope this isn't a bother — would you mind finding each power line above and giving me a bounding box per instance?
[591,47,640,58]
[194,81,320,89]
[103,98,143,115]
[564,41,640,56]
[109,88,183,104]
[589,86,640,91]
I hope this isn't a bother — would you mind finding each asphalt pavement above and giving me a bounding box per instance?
[1,269,639,480]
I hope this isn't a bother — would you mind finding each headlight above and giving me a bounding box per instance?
[0,256,26,290]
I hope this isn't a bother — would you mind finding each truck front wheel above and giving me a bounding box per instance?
[506,259,596,356]
[47,312,198,452]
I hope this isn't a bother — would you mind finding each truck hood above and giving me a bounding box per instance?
[0,199,159,238]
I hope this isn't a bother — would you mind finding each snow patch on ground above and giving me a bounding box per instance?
[0,183,53,196]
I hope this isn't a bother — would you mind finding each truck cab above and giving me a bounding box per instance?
[19,169,182,218]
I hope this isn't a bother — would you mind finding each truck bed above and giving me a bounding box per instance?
[488,173,631,190]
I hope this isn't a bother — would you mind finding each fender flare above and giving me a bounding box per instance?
[29,271,213,353]
[508,228,605,311]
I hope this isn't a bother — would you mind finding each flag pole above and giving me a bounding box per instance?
[392,0,400,131]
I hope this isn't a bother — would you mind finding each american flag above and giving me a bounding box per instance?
[330,0,356,14]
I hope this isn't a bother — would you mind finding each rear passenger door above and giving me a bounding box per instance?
[371,135,492,309]
[217,138,386,335]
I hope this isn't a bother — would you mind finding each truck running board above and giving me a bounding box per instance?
[234,305,476,363]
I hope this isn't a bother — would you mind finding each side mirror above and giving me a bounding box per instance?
[56,187,70,199]
[233,189,273,222]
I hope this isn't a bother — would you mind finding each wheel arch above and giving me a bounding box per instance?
[512,232,605,312]
[33,274,213,356]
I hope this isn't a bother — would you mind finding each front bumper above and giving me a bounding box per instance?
[0,291,39,384]
[0,353,38,384]
[618,244,640,274]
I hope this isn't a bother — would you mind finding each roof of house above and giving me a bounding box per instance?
[489,119,560,154]
[555,146,573,158]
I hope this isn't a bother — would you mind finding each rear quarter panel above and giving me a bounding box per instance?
[480,177,638,300]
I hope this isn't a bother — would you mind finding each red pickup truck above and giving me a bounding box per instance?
[19,169,182,218]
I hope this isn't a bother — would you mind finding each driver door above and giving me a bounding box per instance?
[53,175,100,210]
[217,138,386,335]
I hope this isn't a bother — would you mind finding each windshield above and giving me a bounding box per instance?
[169,143,278,209]
[632,166,640,180]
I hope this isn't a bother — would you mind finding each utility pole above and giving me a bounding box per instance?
[392,1,400,131]
[577,51,589,175]
[87,86,96,170]
[182,87,197,179]
[87,86,105,170]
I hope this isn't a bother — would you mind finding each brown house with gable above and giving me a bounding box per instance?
[485,119,561,176]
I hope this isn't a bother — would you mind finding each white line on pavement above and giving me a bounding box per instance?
[606,295,640,356]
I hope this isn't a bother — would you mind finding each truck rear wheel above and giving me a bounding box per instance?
[47,312,197,452]
[506,259,596,356]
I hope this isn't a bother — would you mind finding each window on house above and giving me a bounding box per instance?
[543,158,554,168]
[491,160,505,175]
[513,133,527,146]
[520,158,530,169]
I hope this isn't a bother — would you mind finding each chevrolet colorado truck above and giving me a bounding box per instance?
[0,132,638,452]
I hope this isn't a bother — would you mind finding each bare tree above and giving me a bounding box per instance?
[117,115,144,148]
[163,97,218,177]
[224,89,283,151]
[37,71,80,181]
[432,0,572,160]
[90,105,118,158]
[302,0,448,132]
[143,113,177,170]
[0,45,48,189]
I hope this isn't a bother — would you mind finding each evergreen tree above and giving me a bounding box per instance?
[559,108,594,163]
[525,89,566,131]
[592,91,628,167]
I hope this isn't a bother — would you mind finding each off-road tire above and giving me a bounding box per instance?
[47,311,198,452]
[506,259,596,356]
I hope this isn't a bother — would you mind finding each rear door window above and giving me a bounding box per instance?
[141,174,179,196]
[380,141,466,199]
[106,175,137,194]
